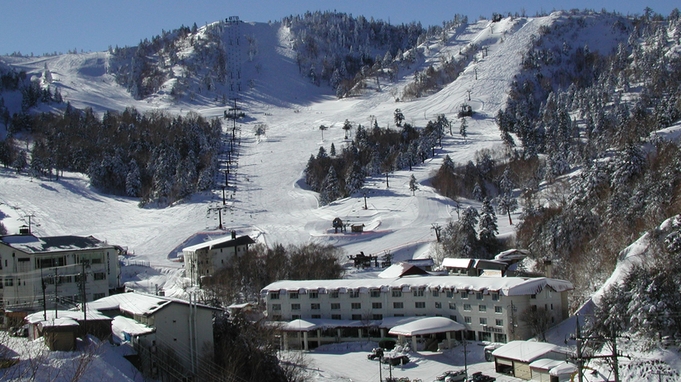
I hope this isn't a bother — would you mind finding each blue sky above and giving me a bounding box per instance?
[0,0,676,56]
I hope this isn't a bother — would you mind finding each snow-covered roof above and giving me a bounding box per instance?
[88,292,220,317]
[39,317,79,328]
[25,309,112,324]
[388,317,465,336]
[494,249,529,262]
[282,318,366,331]
[111,315,154,337]
[278,316,439,332]
[492,341,567,363]
[529,358,564,370]
[182,234,254,253]
[442,258,475,269]
[549,361,578,376]
[377,262,429,278]
[1,234,115,254]
[262,275,573,297]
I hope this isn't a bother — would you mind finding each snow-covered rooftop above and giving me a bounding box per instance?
[25,309,112,324]
[377,262,429,278]
[492,341,568,363]
[111,315,154,337]
[182,234,255,253]
[262,275,573,296]
[442,258,475,268]
[1,234,115,254]
[88,292,220,318]
[388,317,465,336]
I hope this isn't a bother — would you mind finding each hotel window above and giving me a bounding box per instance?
[446,290,454,298]
[291,303,301,310]
[330,290,339,298]
[331,303,341,310]
[352,314,362,320]
[269,292,279,300]
[450,315,458,322]
[491,292,499,301]
[449,302,457,310]
[311,314,321,319]
[463,304,471,311]
[461,291,469,299]
[413,288,425,297]
[372,302,382,309]
[372,314,383,320]
[479,305,487,312]
[332,314,342,320]
[309,291,319,299]
[432,290,439,297]
[476,292,484,300]
[392,289,402,297]
[272,304,281,311]
[494,306,503,314]
[311,303,320,310]
[351,303,361,310]
[290,292,299,299]
[496,319,504,326]
[393,302,404,309]
[464,316,472,324]
[370,289,381,298]
[479,317,487,325]
[349,289,360,298]
[415,301,426,309]
[435,302,442,309]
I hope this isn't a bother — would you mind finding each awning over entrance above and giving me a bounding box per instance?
[388,316,465,336]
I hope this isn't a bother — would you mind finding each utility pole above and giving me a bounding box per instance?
[570,315,629,382]
[41,267,47,320]
[81,261,87,327]
[54,268,58,318]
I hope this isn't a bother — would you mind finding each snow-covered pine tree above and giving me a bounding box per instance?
[478,198,498,243]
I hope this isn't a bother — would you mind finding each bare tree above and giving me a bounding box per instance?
[519,306,552,341]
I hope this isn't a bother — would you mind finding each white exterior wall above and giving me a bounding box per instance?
[184,244,248,286]
[0,244,120,311]
[265,280,570,343]
[134,302,215,375]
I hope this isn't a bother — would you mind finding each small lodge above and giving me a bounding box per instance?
[491,340,574,380]
[24,310,113,351]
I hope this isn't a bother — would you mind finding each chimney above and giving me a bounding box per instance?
[543,259,553,278]
[231,230,236,240]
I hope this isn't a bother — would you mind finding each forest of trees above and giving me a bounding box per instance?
[430,9,681,312]
[0,105,222,205]
[304,112,449,205]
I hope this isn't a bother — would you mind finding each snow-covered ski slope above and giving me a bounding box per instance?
[1,14,554,271]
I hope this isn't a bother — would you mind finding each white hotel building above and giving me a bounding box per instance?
[261,275,572,349]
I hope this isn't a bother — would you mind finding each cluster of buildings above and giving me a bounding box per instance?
[1,226,577,381]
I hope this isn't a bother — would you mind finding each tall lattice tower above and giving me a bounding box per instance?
[226,16,241,96]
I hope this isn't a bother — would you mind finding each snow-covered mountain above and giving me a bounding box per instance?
[2,8,681,381]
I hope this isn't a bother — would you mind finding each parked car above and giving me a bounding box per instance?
[382,354,410,366]
[468,371,496,382]
[433,369,466,382]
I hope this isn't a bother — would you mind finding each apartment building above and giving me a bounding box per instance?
[182,231,255,286]
[261,275,572,347]
[0,233,122,315]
